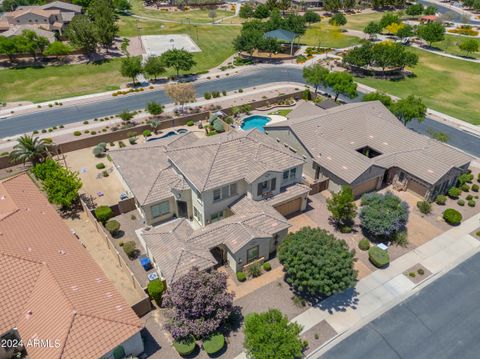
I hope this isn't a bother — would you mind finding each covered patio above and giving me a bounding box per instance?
[263,28,301,56]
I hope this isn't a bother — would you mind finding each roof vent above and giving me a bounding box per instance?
[71,285,79,291]
[326,156,332,160]
[342,166,348,170]
[58,249,66,255]
[0,196,5,200]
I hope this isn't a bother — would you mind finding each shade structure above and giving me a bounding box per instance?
[264,29,298,42]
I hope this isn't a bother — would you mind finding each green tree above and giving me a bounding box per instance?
[41,164,82,208]
[324,72,357,101]
[10,135,49,166]
[279,227,357,296]
[390,95,426,125]
[208,9,216,23]
[233,28,263,58]
[66,14,98,54]
[324,0,342,11]
[417,21,445,47]
[88,0,118,51]
[363,21,382,38]
[278,0,291,15]
[379,13,400,29]
[405,3,423,16]
[146,101,164,116]
[254,3,270,18]
[113,0,131,11]
[120,56,143,86]
[161,49,196,77]
[244,309,306,359]
[396,24,414,39]
[327,185,357,230]
[43,41,73,59]
[265,0,278,10]
[118,110,134,121]
[423,5,437,15]
[239,4,254,18]
[143,55,166,80]
[0,36,19,62]
[17,30,49,61]
[303,64,329,93]
[329,13,347,26]
[304,10,321,24]
[458,38,479,56]
[362,91,392,107]
[343,0,356,10]
[120,37,130,55]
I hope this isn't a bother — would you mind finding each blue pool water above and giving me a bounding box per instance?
[241,115,271,133]
[147,129,188,142]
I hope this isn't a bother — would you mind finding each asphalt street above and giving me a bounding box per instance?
[1,66,479,156]
[321,252,480,359]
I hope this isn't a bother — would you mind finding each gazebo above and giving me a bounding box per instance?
[264,29,299,55]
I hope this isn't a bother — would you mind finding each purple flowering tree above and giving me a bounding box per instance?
[163,267,239,339]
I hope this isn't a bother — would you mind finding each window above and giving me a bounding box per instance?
[290,168,297,179]
[211,211,224,222]
[247,246,259,263]
[283,171,289,181]
[213,183,238,202]
[271,178,276,191]
[151,201,169,219]
[193,206,201,222]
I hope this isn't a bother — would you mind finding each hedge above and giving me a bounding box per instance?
[95,205,113,224]
[147,278,165,306]
[368,246,390,268]
[203,333,225,355]
[173,336,196,357]
[236,271,246,282]
[105,220,120,235]
[358,239,370,251]
[443,208,462,225]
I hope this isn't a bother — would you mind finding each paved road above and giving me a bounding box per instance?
[1,66,479,156]
[321,252,480,359]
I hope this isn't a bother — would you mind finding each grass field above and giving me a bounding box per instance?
[355,48,480,125]
[129,0,235,24]
[343,11,401,31]
[301,23,361,48]
[0,20,240,103]
[433,34,480,59]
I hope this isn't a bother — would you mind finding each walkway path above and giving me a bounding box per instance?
[234,213,480,359]
[131,13,241,26]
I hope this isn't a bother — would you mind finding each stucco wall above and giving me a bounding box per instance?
[202,180,247,225]
[227,237,271,272]
[144,197,176,226]
[249,166,303,201]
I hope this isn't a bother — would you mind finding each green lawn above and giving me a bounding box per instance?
[130,0,235,24]
[268,109,292,116]
[301,23,361,48]
[343,11,402,31]
[433,34,480,59]
[355,48,480,125]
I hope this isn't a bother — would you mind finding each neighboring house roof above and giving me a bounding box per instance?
[41,1,82,13]
[266,101,472,185]
[0,174,142,359]
[141,195,289,284]
[287,101,324,120]
[166,129,304,191]
[1,24,56,41]
[61,11,76,22]
[9,8,59,18]
[111,130,304,204]
[317,98,340,110]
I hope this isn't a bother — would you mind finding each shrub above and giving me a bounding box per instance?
[247,262,262,278]
[92,145,105,157]
[416,200,432,215]
[472,184,479,192]
[368,246,390,268]
[105,220,120,235]
[186,120,194,126]
[436,195,447,205]
[119,141,126,148]
[457,173,474,185]
[468,200,476,207]
[147,278,165,306]
[203,333,225,355]
[417,268,425,275]
[95,205,113,224]
[204,92,212,100]
[409,272,416,278]
[466,194,473,200]
[222,90,227,96]
[262,262,272,271]
[457,199,465,206]
[443,208,462,225]
[96,163,105,169]
[173,336,196,357]
[358,239,370,251]
[129,137,137,145]
[73,131,82,136]
[143,129,152,137]
[448,187,462,199]
[236,271,246,282]
[123,240,138,259]
[461,184,470,192]
[102,170,109,177]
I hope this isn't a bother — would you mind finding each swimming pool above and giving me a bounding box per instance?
[240,115,271,133]
[147,129,188,141]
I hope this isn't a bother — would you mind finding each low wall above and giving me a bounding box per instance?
[80,198,152,317]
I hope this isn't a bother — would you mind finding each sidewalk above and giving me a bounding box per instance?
[235,213,480,359]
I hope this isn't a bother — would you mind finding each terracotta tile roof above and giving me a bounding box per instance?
[0,174,142,358]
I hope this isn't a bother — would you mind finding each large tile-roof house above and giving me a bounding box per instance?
[0,174,144,359]
[265,101,472,199]
[111,129,310,283]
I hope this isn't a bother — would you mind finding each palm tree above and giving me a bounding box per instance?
[148,120,161,134]
[9,135,49,166]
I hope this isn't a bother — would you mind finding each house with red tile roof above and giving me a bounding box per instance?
[0,174,144,359]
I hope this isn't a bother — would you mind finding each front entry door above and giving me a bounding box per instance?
[177,201,188,218]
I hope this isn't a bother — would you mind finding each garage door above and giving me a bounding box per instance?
[274,197,303,216]
[352,177,379,197]
[310,179,329,195]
